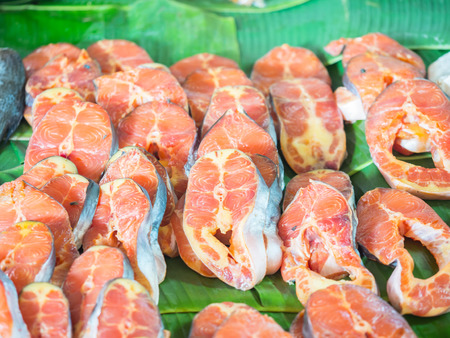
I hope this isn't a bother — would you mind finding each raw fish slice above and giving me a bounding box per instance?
[283,169,354,211]
[171,196,214,277]
[325,32,425,73]
[24,101,116,182]
[189,302,251,338]
[183,67,253,127]
[251,44,331,96]
[26,50,101,103]
[83,178,164,302]
[23,43,81,78]
[305,284,416,337]
[117,101,196,198]
[201,85,275,142]
[19,283,71,338]
[428,51,450,96]
[31,88,84,130]
[214,306,292,338]
[0,181,78,286]
[101,147,176,257]
[0,48,25,143]
[344,53,423,114]
[169,53,239,84]
[62,246,133,337]
[41,174,99,248]
[289,311,304,338]
[87,39,152,74]
[270,79,346,173]
[278,181,377,305]
[0,221,54,293]
[357,188,450,317]
[0,271,30,337]
[81,278,164,338]
[183,149,270,290]
[366,79,450,199]
[94,67,188,127]
[17,156,78,189]
[250,154,283,275]
[197,108,279,167]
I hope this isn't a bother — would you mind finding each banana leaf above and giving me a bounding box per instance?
[0,0,449,337]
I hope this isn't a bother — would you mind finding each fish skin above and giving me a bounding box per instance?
[0,270,30,337]
[0,48,25,143]
[71,178,100,249]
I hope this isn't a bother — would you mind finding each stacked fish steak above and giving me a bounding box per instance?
[0,39,186,337]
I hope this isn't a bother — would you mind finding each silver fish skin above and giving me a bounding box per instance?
[0,48,25,143]
[0,270,31,337]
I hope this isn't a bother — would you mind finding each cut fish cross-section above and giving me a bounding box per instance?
[94,67,188,127]
[24,101,117,182]
[62,245,133,337]
[278,180,377,305]
[0,221,55,293]
[183,149,270,290]
[83,178,165,303]
[19,282,71,338]
[357,188,450,317]
[270,78,346,174]
[0,180,78,286]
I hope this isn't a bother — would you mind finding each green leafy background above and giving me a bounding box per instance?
[0,0,449,336]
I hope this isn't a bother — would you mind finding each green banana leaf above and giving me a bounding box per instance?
[0,0,449,337]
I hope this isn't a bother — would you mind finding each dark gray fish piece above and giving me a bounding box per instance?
[0,48,25,143]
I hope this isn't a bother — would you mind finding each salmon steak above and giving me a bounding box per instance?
[366,79,450,199]
[251,44,331,97]
[42,174,99,248]
[30,87,84,130]
[283,169,354,211]
[304,284,416,337]
[94,67,188,127]
[0,221,54,293]
[0,181,78,286]
[24,101,117,182]
[171,195,214,277]
[101,146,178,257]
[83,178,164,303]
[138,62,171,73]
[278,180,377,305]
[0,271,30,337]
[62,246,133,337]
[201,85,275,141]
[19,283,71,338]
[343,53,423,115]
[182,66,253,127]
[324,32,425,73]
[189,302,291,338]
[16,156,78,189]
[23,42,81,79]
[87,39,153,74]
[170,53,239,84]
[81,278,164,338]
[183,149,270,290]
[250,154,283,275]
[197,108,280,169]
[25,49,101,103]
[117,101,197,199]
[270,79,346,174]
[357,188,450,317]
